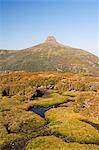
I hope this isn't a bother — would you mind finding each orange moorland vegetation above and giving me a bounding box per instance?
[0,71,99,150]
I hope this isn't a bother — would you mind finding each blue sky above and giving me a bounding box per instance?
[0,0,98,56]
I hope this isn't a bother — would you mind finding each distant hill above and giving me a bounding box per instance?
[0,36,99,75]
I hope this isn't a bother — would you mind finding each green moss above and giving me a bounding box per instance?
[26,136,99,150]
[26,136,67,150]
[0,128,8,138]
[0,107,3,112]
[0,116,8,138]
[28,93,69,107]
[62,91,79,97]
[45,107,99,144]
[9,110,46,134]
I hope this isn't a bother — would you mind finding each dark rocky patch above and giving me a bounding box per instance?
[2,90,9,96]
[30,86,51,100]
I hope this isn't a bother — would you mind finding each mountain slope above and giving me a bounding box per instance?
[0,36,99,75]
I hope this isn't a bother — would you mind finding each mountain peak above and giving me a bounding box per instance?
[45,36,57,44]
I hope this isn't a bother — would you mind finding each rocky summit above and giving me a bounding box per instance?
[45,36,57,44]
[0,36,99,75]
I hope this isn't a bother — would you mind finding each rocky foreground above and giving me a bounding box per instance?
[0,71,99,150]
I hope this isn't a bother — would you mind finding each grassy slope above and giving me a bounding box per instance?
[0,42,99,75]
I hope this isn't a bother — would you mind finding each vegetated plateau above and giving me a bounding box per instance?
[0,71,99,150]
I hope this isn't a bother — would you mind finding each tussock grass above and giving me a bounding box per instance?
[45,107,99,144]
